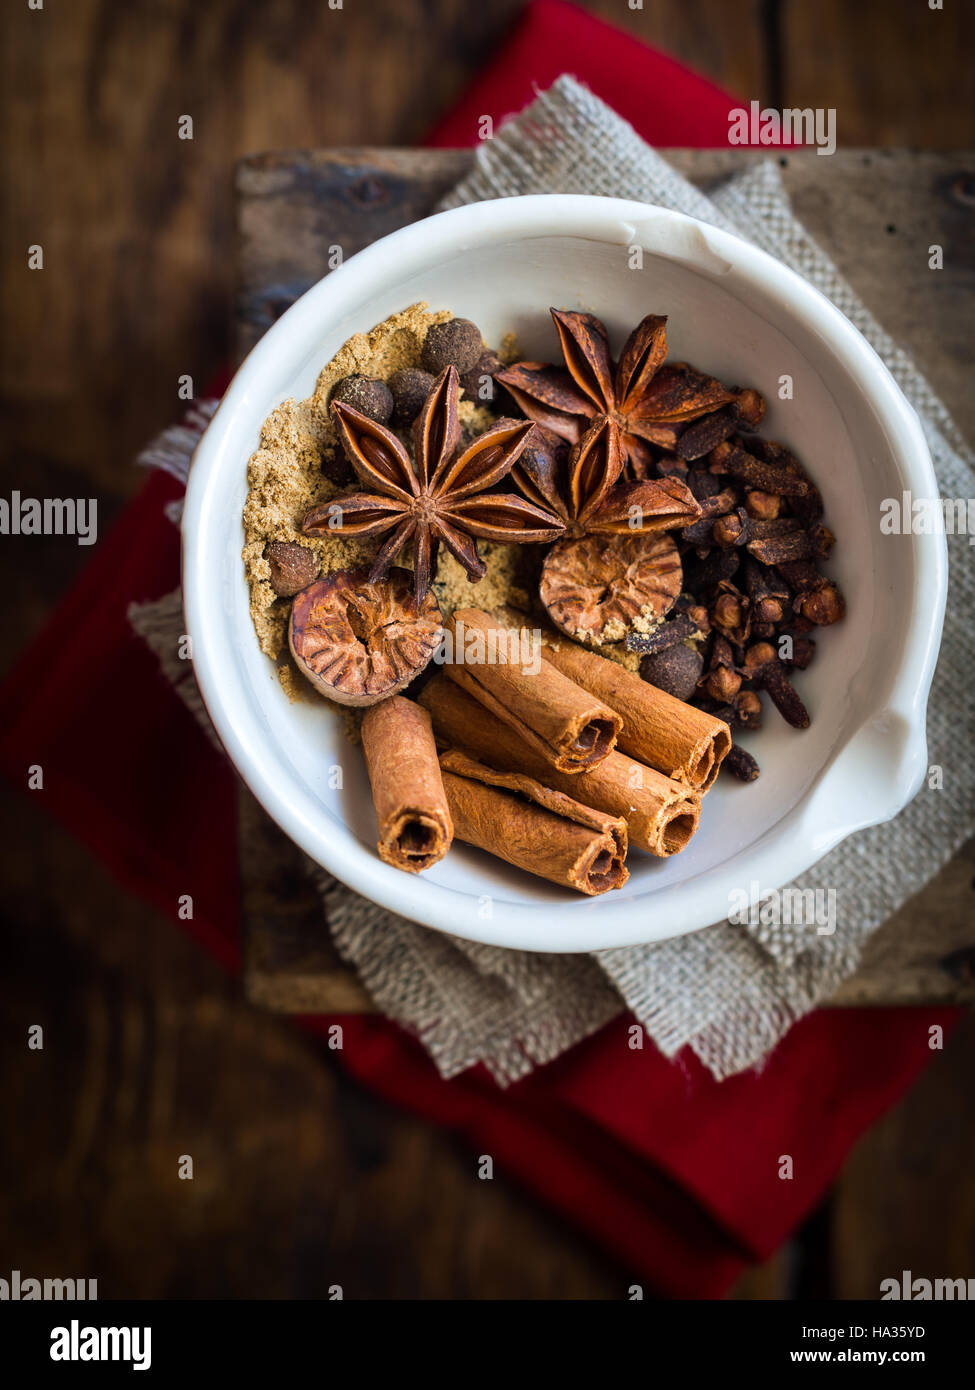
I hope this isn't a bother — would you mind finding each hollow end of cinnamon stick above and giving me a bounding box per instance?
[379,810,450,873]
[578,841,627,894]
[683,739,715,790]
[658,800,701,856]
[687,724,733,791]
[569,716,619,765]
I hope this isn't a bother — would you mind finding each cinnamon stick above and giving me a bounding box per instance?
[360,696,452,873]
[439,750,628,895]
[542,639,731,792]
[443,609,621,773]
[420,677,700,858]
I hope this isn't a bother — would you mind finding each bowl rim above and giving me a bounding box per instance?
[182,193,947,953]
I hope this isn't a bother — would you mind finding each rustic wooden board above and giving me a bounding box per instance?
[236,147,975,1015]
[236,149,472,358]
[241,781,373,1014]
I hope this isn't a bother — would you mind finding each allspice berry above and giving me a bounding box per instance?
[265,541,321,598]
[460,350,503,405]
[330,375,393,425]
[421,318,483,374]
[388,367,435,425]
[640,644,703,702]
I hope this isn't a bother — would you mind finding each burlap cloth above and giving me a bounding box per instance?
[134,78,974,1084]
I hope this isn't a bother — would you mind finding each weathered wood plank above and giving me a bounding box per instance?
[241,785,373,1013]
[781,0,975,148]
[831,1013,975,1298]
[236,149,473,357]
[829,839,975,1006]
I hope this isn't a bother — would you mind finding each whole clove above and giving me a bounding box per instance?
[708,439,814,499]
[682,488,738,545]
[732,388,767,428]
[808,523,836,560]
[747,438,823,523]
[696,689,763,731]
[701,635,741,703]
[777,560,846,626]
[742,641,810,729]
[676,407,740,461]
[742,556,789,625]
[747,529,814,565]
[711,506,752,548]
[719,514,800,545]
[735,689,763,729]
[724,744,761,781]
[744,489,782,520]
[799,584,845,626]
[710,580,751,648]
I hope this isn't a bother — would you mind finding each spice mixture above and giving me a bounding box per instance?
[242,304,498,702]
[242,299,845,851]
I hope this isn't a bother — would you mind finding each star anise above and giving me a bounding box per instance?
[509,414,703,644]
[496,309,763,476]
[301,366,565,603]
[510,413,702,538]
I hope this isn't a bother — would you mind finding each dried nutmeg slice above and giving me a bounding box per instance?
[539,531,682,645]
[289,566,443,706]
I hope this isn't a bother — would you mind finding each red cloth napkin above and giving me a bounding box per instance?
[426,0,742,147]
[1,7,955,1296]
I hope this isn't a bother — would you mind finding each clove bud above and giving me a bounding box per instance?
[702,635,742,702]
[711,580,751,648]
[676,408,740,461]
[742,641,810,729]
[682,487,738,545]
[724,743,761,781]
[708,439,814,499]
[742,556,789,625]
[732,388,767,429]
[777,560,846,626]
[745,490,782,520]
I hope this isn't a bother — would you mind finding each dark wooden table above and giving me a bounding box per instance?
[236,147,975,1015]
